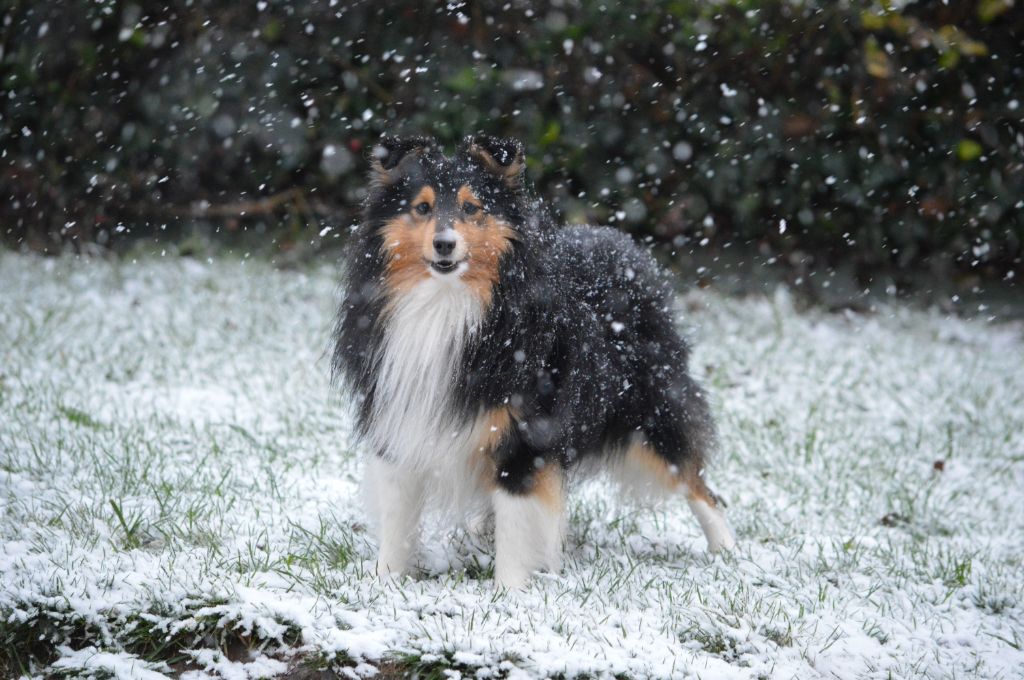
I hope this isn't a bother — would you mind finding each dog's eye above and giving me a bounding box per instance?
[414,201,431,215]
[463,202,480,216]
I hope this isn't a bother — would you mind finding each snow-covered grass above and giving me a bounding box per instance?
[2,250,1023,679]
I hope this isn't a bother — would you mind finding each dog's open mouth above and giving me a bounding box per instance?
[428,259,464,274]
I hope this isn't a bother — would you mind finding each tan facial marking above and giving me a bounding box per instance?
[379,184,515,304]
[457,185,484,214]
[451,185,516,306]
[410,185,436,214]
[378,185,439,294]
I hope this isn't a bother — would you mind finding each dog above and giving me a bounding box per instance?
[332,135,735,588]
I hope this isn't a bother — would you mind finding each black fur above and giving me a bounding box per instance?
[333,136,715,495]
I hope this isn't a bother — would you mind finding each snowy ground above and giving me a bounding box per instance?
[2,251,1023,679]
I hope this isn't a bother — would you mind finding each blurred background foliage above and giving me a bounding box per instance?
[1,0,1022,285]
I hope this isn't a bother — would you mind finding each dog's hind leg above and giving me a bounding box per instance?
[620,440,736,553]
[364,455,425,580]
[642,371,737,553]
[492,462,565,589]
[681,464,736,553]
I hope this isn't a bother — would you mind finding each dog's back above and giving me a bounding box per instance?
[538,225,715,465]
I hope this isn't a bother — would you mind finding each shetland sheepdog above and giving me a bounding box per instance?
[333,135,735,588]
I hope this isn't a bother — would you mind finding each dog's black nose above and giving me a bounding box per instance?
[433,234,456,256]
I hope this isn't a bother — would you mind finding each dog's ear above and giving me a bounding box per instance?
[370,136,434,183]
[462,135,526,188]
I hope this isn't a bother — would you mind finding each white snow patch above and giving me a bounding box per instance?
[1,253,1023,679]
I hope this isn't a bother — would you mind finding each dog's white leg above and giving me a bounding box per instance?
[464,508,493,539]
[492,466,564,589]
[682,465,735,553]
[686,492,736,553]
[364,455,425,580]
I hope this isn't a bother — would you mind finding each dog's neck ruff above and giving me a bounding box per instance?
[367,277,483,478]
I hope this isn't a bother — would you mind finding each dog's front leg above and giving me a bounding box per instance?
[492,462,565,589]
[364,455,424,580]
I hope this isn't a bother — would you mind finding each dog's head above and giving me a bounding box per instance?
[361,135,536,303]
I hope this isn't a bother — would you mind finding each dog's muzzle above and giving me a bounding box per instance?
[430,230,463,274]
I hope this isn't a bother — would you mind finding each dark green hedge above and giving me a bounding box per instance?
[2,1,1022,278]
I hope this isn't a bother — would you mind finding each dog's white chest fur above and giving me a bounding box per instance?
[365,277,487,511]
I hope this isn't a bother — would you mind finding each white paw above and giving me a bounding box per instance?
[494,563,530,590]
[375,553,411,582]
[687,496,737,555]
[707,528,736,554]
[465,510,493,539]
